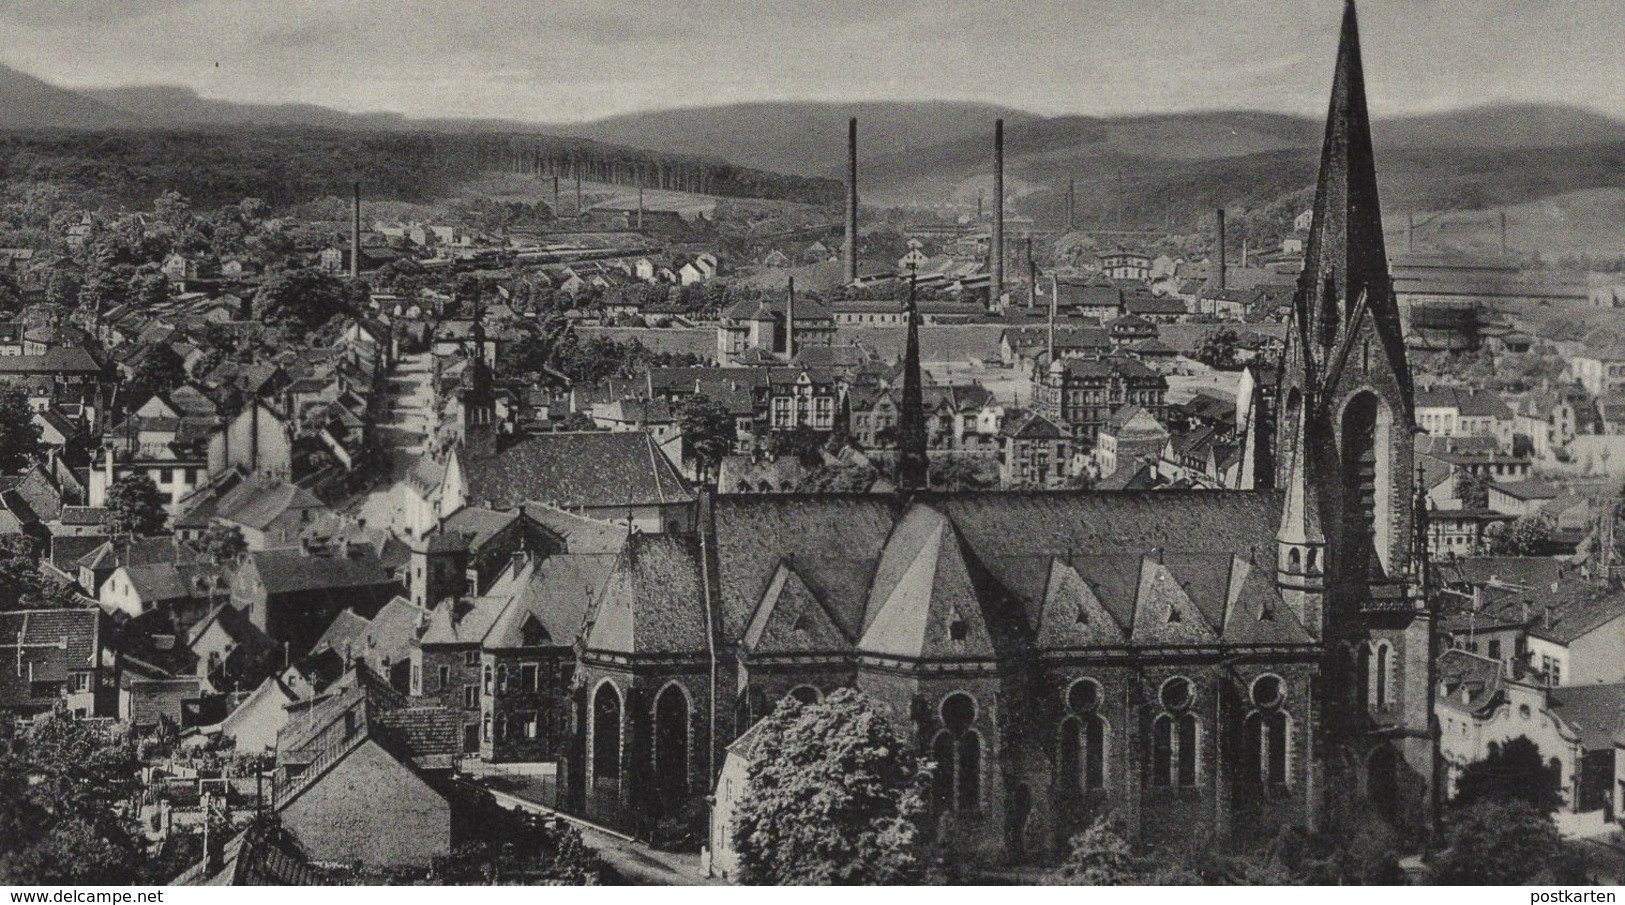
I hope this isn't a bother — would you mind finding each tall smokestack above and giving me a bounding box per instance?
[1216,208,1226,292]
[845,118,859,284]
[1242,237,1250,269]
[785,276,796,359]
[553,176,561,220]
[637,184,645,231]
[991,119,1004,307]
[1066,178,1076,232]
[1026,237,1035,310]
[576,171,583,217]
[351,181,361,281]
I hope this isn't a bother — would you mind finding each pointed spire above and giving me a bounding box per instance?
[1277,399,1324,548]
[1290,0,1410,399]
[895,265,928,491]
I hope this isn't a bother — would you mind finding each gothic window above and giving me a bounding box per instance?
[787,685,821,705]
[591,682,622,782]
[496,665,507,694]
[653,684,691,805]
[1287,547,1302,573]
[1151,678,1199,787]
[1243,675,1290,788]
[1341,392,1388,578]
[1059,679,1107,793]
[934,693,981,814]
[482,664,493,694]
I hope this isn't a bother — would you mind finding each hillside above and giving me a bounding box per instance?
[558,101,1040,177]
[83,85,414,131]
[0,65,133,130]
[1377,103,1625,150]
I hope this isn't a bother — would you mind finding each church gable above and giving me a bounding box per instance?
[1130,556,1219,646]
[1222,555,1315,645]
[1035,558,1128,649]
[743,562,850,655]
[858,505,1004,660]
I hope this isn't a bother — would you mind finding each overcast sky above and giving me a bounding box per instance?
[2,0,1618,123]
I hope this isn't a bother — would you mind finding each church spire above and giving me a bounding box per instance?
[895,266,928,491]
[1289,0,1411,405]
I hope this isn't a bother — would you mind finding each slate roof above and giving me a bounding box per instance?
[216,481,327,531]
[585,533,708,656]
[1436,648,1504,716]
[418,596,509,646]
[243,545,393,596]
[484,550,619,650]
[0,608,102,706]
[457,431,693,510]
[1548,682,1625,751]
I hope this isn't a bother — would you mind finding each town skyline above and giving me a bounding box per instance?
[4,0,1624,124]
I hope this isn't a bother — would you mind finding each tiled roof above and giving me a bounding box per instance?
[457,431,693,510]
[1548,682,1625,751]
[244,545,394,596]
[0,609,101,706]
[585,533,708,656]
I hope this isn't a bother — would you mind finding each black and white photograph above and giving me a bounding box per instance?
[0,0,1623,890]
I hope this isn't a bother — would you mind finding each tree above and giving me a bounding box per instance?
[0,708,146,884]
[198,522,247,565]
[1196,327,1242,370]
[1453,470,1489,510]
[1490,513,1554,555]
[1049,819,1141,885]
[126,343,188,405]
[767,426,827,468]
[1432,799,1588,885]
[733,689,937,885]
[792,461,879,493]
[102,474,167,537]
[1452,736,1562,814]
[255,268,355,338]
[0,536,82,611]
[0,387,42,474]
[679,394,735,484]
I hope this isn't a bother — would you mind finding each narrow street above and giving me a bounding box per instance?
[479,785,715,886]
[348,350,436,531]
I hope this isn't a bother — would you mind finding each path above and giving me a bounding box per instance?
[347,351,435,531]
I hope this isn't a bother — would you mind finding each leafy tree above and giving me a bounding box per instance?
[126,343,188,406]
[1196,327,1242,370]
[930,456,997,491]
[733,689,937,885]
[1049,818,1141,885]
[1490,513,1554,555]
[0,708,146,884]
[792,461,880,493]
[1432,799,1588,885]
[198,522,247,565]
[767,426,827,468]
[102,474,168,538]
[679,394,735,484]
[255,268,355,338]
[0,387,42,474]
[1453,470,1489,510]
[1452,736,1562,814]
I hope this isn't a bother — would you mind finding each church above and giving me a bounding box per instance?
[555,1,1437,861]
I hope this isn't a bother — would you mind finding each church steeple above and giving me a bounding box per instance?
[895,267,928,491]
[461,289,498,459]
[1288,0,1411,406]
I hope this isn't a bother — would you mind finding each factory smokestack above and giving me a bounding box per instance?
[845,118,859,284]
[1066,178,1076,232]
[1216,208,1227,293]
[785,276,796,359]
[350,181,361,281]
[991,118,1004,307]
[553,177,561,221]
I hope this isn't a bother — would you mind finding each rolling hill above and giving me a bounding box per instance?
[0,65,133,130]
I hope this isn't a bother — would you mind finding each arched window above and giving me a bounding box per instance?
[653,684,691,806]
[496,665,507,694]
[787,685,821,706]
[1341,392,1392,578]
[591,682,622,782]
[1151,678,1198,787]
[482,712,492,742]
[1287,547,1301,573]
[1060,679,1107,793]
[482,664,493,694]
[1243,675,1290,787]
[1375,642,1391,709]
[933,693,981,814]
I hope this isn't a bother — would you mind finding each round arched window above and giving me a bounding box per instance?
[1251,675,1284,709]
[1159,677,1193,711]
[1067,678,1101,714]
[941,693,977,733]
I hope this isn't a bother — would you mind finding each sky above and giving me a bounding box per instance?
[2,0,1620,124]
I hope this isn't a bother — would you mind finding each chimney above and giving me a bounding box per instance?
[637,184,645,231]
[576,171,583,217]
[1216,208,1226,292]
[845,117,859,284]
[1242,237,1250,269]
[991,119,1005,307]
[553,176,561,219]
[1066,178,1076,232]
[785,276,796,359]
[350,181,362,281]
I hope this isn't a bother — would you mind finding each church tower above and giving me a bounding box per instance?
[895,270,928,491]
[1276,0,1434,839]
[461,293,499,460]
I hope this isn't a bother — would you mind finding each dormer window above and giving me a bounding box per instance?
[949,616,969,642]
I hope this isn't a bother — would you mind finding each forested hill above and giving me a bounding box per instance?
[0,129,841,210]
